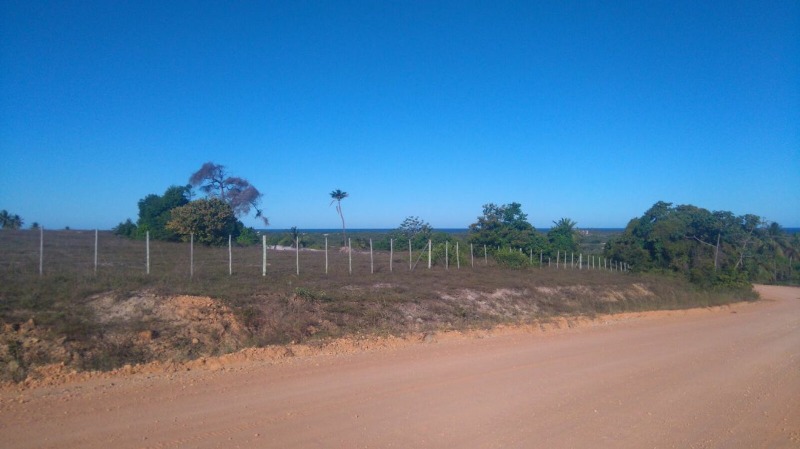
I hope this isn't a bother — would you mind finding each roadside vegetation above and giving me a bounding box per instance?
[0,229,756,382]
[606,201,800,287]
[1,162,796,382]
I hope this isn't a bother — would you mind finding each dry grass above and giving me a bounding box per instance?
[0,230,756,379]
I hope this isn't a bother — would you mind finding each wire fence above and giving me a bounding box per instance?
[0,229,629,281]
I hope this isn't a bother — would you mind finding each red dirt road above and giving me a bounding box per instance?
[2,285,798,448]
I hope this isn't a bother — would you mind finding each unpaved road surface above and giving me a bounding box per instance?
[2,285,798,448]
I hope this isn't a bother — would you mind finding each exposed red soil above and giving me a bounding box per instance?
[1,285,798,448]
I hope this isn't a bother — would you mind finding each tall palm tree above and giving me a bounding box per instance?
[329,189,349,246]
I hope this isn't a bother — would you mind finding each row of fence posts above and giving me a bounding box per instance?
[29,230,629,277]
[181,235,630,277]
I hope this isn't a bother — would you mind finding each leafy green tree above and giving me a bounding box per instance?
[468,202,545,253]
[548,218,579,254]
[134,185,191,241]
[236,227,260,246]
[0,210,23,229]
[329,189,349,246]
[604,201,797,287]
[113,218,138,238]
[166,198,240,246]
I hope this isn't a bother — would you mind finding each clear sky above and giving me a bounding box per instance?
[1,1,798,230]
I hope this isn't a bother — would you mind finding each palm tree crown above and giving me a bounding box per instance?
[329,189,349,246]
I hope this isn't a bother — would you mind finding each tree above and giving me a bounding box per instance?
[283,226,308,248]
[166,198,241,246]
[113,219,137,238]
[136,185,191,240]
[604,201,794,286]
[468,202,545,252]
[329,189,349,246]
[189,162,268,225]
[548,218,579,254]
[0,210,23,230]
[399,216,432,241]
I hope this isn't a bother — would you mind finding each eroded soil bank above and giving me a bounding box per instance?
[0,285,797,448]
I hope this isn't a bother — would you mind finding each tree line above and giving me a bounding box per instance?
[100,164,793,287]
[604,201,799,287]
[113,162,264,246]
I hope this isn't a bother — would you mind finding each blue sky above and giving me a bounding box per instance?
[1,1,798,230]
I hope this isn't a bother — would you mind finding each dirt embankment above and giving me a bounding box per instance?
[0,283,756,390]
[0,285,796,449]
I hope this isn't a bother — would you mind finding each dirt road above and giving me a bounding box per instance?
[1,285,798,448]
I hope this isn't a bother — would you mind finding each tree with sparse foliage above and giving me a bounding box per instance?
[329,189,349,246]
[166,198,241,246]
[189,162,268,225]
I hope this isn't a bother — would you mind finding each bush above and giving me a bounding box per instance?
[493,248,530,269]
[113,219,137,238]
[236,227,260,246]
[430,240,469,267]
[166,198,240,246]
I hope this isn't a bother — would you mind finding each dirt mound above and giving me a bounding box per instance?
[89,292,248,351]
[1,292,250,384]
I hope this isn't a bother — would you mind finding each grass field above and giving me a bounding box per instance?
[0,230,757,381]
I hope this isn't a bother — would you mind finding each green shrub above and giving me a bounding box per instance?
[236,227,260,246]
[493,248,530,268]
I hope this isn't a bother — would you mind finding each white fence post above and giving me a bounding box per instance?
[296,237,300,276]
[428,240,432,269]
[390,238,393,273]
[146,231,150,275]
[229,234,233,276]
[456,241,460,269]
[190,233,194,279]
[94,229,98,275]
[39,226,44,277]
[445,241,449,270]
[262,235,266,276]
[324,234,328,274]
[471,243,474,268]
[348,238,352,274]
[370,238,374,274]
[408,239,412,271]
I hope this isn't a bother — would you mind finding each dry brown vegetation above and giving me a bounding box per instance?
[0,230,756,382]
